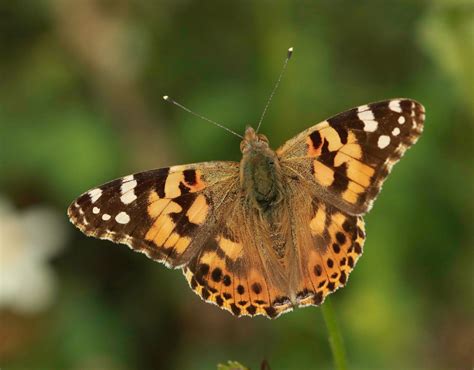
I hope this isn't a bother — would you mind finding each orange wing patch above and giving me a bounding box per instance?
[163,167,206,197]
[186,194,208,225]
[217,235,244,261]
[312,161,335,187]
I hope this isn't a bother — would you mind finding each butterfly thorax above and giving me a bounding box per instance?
[239,127,285,213]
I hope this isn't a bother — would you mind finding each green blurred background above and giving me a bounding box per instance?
[1,1,472,369]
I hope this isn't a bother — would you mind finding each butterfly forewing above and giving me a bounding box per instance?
[68,162,239,267]
[278,99,425,215]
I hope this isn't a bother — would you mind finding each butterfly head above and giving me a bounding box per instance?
[240,126,271,154]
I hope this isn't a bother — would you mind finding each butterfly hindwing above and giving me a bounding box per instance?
[68,162,239,268]
[183,199,294,318]
[278,99,425,215]
[289,193,366,308]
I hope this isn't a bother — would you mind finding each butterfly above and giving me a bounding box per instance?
[68,98,425,319]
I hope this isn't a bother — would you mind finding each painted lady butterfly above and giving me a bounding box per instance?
[68,93,424,318]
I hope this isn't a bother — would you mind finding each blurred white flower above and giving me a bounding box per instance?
[0,197,67,315]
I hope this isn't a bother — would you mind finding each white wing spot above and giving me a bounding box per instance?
[398,116,405,124]
[378,135,391,149]
[392,127,400,136]
[115,211,130,224]
[363,119,378,132]
[357,108,378,132]
[92,207,100,214]
[389,100,402,113]
[120,175,138,205]
[121,192,137,204]
[102,213,111,221]
[88,188,102,203]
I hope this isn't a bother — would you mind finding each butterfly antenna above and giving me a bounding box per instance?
[163,96,243,139]
[256,47,293,133]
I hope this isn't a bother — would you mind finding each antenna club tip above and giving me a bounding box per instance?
[287,47,294,58]
[163,95,169,101]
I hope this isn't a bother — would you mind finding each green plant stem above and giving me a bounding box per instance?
[321,297,348,370]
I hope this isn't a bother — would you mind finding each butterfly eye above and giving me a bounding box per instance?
[240,140,250,153]
[257,134,269,144]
